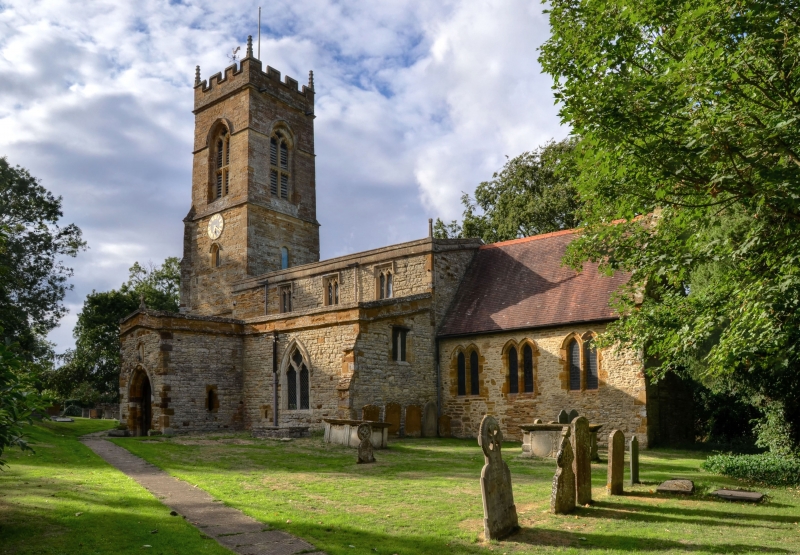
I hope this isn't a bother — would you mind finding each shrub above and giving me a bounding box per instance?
[702,453,800,486]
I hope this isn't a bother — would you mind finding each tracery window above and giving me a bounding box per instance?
[377,268,393,300]
[585,338,599,390]
[214,128,231,199]
[568,338,581,391]
[287,347,309,410]
[279,284,292,313]
[270,131,290,199]
[324,275,339,306]
[508,346,519,394]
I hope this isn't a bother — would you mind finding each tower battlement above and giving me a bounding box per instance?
[194,36,314,113]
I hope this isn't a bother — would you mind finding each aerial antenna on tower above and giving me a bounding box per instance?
[257,6,261,60]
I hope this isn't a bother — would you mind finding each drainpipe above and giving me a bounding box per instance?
[272,330,279,427]
[435,337,441,428]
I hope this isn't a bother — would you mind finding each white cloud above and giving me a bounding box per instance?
[0,0,566,352]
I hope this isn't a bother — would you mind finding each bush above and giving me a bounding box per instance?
[702,453,800,486]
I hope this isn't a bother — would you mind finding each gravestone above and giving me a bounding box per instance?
[551,427,576,514]
[711,489,763,503]
[356,423,375,464]
[607,429,625,495]
[657,479,694,495]
[422,401,437,437]
[405,405,422,437]
[438,415,452,437]
[629,436,640,485]
[567,409,579,423]
[533,418,543,424]
[362,404,380,422]
[571,416,592,505]
[557,410,570,424]
[478,415,518,540]
[385,403,401,436]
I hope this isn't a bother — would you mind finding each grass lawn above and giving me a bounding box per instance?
[0,419,233,555]
[111,433,800,555]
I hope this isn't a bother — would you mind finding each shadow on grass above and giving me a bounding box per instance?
[591,498,796,523]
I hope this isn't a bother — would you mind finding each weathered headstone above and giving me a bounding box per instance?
[607,429,624,495]
[629,436,640,485]
[385,403,401,436]
[533,418,543,424]
[711,489,763,503]
[657,479,694,495]
[405,405,422,437]
[571,416,592,505]
[478,415,518,540]
[557,410,570,424]
[438,414,451,437]
[362,404,380,422]
[567,409,579,423]
[422,401,437,437]
[356,423,375,464]
[551,427,576,514]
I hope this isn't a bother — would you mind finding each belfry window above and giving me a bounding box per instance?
[214,128,231,199]
[270,131,290,200]
[279,284,292,313]
[280,247,289,270]
[324,275,339,306]
[377,269,393,300]
[287,347,309,410]
[210,244,220,268]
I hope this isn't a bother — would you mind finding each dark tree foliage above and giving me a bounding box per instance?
[49,258,180,404]
[434,138,579,242]
[540,0,800,451]
[0,158,85,357]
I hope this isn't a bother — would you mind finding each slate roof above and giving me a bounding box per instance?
[437,229,629,337]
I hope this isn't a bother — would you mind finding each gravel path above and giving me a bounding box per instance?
[81,434,324,555]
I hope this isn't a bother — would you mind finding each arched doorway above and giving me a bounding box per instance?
[128,368,153,436]
[140,374,152,436]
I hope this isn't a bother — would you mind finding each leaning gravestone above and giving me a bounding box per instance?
[357,423,375,464]
[571,416,592,505]
[607,429,625,495]
[422,401,437,437]
[557,410,570,424]
[629,436,640,485]
[551,427,576,514]
[478,415,519,540]
[567,409,579,423]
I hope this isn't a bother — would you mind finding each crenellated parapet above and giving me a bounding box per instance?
[193,35,314,114]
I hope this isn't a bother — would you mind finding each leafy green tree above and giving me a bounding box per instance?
[434,138,579,242]
[539,0,800,451]
[0,158,85,357]
[49,258,180,403]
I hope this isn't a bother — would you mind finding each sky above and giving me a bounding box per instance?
[0,0,567,353]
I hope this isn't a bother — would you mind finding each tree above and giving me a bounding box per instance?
[0,158,85,358]
[539,0,800,451]
[434,138,580,242]
[48,258,180,404]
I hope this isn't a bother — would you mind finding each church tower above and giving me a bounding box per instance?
[180,37,320,317]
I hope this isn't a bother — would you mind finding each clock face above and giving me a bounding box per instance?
[207,213,224,240]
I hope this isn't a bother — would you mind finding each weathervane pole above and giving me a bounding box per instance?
[257,7,261,60]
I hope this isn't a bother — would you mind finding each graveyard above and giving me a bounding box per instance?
[2,418,799,555]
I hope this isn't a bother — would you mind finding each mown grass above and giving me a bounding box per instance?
[112,433,800,555]
[0,419,233,555]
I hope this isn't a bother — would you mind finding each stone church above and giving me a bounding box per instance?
[119,39,687,446]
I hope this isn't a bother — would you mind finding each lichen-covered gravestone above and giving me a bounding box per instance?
[571,416,592,505]
[557,410,570,424]
[478,415,519,540]
[551,427,576,514]
[567,409,579,423]
[357,423,375,464]
[629,436,640,485]
[607,430,625,495]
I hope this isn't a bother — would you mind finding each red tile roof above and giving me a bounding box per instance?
[437,229,629,337]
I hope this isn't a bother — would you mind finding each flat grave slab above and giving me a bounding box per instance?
[51,417,74,422]
[711,489,764,503]
[657,479,695,495]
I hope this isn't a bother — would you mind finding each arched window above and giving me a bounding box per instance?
[378,269,393,300]
[270,131,290,199]
[325,277,339,306]
[585,339,598,390]
[214,127,230,199]
[280,247,289,269]
[470,350,479,395]
[523,343,534,393]
[457,352,466,396]
[508,346,518,394]
[287,347,309,410]
[210,244,220,268]
[568,338,581,391]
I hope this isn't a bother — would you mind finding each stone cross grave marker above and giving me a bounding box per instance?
[422,401,437,437]
[571,416,592,505]
[478,415,519,540]
[357,423,375,464]
[557,410,570,424]
[629,436,640,485]
[567,409,579,422]
[551,427,576,514]
[607,429,625,495]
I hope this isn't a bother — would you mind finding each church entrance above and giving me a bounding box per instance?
[140,375,152,437]
[129,368,153,436]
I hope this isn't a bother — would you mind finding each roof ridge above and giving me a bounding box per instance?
[479,227,578,250]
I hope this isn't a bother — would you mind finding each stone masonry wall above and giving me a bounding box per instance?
[439,322,648,446]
